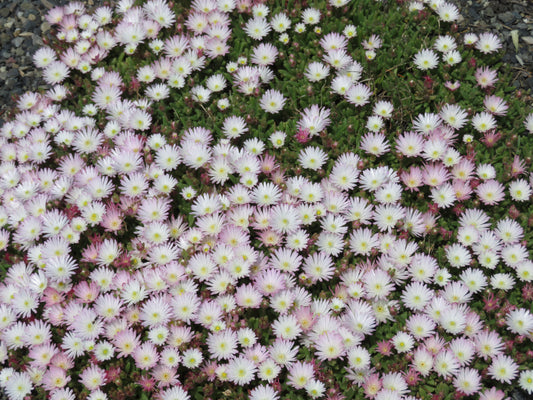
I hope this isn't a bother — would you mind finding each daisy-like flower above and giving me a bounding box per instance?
[430,183,456,208]
[182,348,203,369]
[345,83,372,107]
[519,370,533,394]
[315,332,344,360]
[288,361,315,389]
[324,49,352,70]
[244,17,271,40]
[251,43,278,66]
[488,355,518,384]
[443,49,462,65]
[453,367,481,395]
[227,356,257,385]
[446,244,471,268]
[306,379,325,399]
[4,371,33,400]
[476,163,496,180]
[472,112,497,133]
[302,8,320,25]
[191,85,211,103]
[305,62,330,82]
[222,115,248,139]
[509,179,532,202]
[434,35,456,53]
[343,24,357,39]
[484,95,508,116]
[440,103,468,130]
[259,89,286,114]
[43,61,70,85]
[205,74,226,92]
[434,350,460,377]
[413,49,439,70]
[437,2,460,21]
[303,252,334,282]
[475,66,498,88]
[250,385,279,400]
[207,329,238,360]
[413,112,442,135]
[524,113,533,133]
[401,282,432,311]
[270,12,291,33]
[373,100,394,118]
[392,332,415,353]
[476,32,502,54]
[475,179,505,205]
[360,132,390,156]
[506,308,533,335]
[297,104,331,136]
[396,131,424,157]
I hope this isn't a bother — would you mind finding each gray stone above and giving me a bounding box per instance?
[12,37,24,48]
[40,21,50,33]
[19,1,34,11]
[522,36,533,45]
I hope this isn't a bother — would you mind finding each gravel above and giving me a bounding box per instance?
[451,0,533,92]
[0,0,105,127]
[0,0,532,400]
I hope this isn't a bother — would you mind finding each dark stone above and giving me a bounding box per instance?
[499,11,518,25]
[24,21,37,31]
[7,69,19,79]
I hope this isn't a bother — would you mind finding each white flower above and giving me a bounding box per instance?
[270,12,291,32]
[298,146,328,170]
[472,112,497,132]
[443,49,462,65]
[302,8,320,25]
[244,17,271,40]
[270,131,286,148]
[490,273,515,290]
[305,62,330,82]
[509,179,532,201]
[392,332,415,353]
[343,24,357,38]
[259,89,286,114]
[413,49,439,70]
[182,348,203,368]
[519,370,533,394]
[524,113,533,133]
[488,355,518,384]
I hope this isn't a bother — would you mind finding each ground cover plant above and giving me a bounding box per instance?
[0,0,533,399]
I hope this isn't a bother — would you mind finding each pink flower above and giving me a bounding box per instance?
[41,366,70,391]
[363,374,382,398]
[295,128,311,144]
[73,281,100,303]
[401,166,423,191]
[100,202,124,232]
[511,155,526,177]
[444,81,461,91]
[475,66,498,88]
[376,340,392,356]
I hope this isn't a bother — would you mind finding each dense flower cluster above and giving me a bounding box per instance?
[0,0,532,400]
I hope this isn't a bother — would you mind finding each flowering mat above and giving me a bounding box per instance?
[1,0,533,399]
